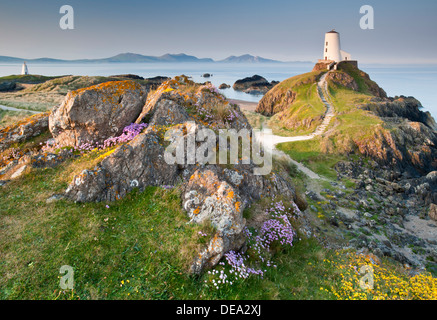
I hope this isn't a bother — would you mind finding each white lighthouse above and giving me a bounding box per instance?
[21,61,29,75]
[323,30,351,63]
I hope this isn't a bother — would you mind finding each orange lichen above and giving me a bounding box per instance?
[70,81,142,106]
[235,201,241,212]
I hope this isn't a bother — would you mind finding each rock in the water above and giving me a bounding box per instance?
[219,83,230,89]
[49,80,148,146]
[233,75,274,95]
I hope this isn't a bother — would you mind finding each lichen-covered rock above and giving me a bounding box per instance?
[0,112,50,151]
[184,169,246,273]
[49,80,148,146]
[184,165,296,273]
[64,76,297,274]
[136,75,250,131]
[65,125,179,202]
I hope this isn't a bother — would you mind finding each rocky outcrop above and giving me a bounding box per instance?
[361,96,437,131]
[64,124,179,202]
[0,112,50,152]
[63,76,298,274]
[49,80,148,147]
[255,71,321,117]
[219,83,230,89]
[326,71,359,92]
[333,158,437,269]
[351,120,437,176]
[0,81,17,92]
[256,89,296,116]
[335,62,387,98]
[233,75,275,95]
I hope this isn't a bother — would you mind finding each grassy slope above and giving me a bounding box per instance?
[266,71,327,136]
[275,66,386,180]
[0,109,37,128]
[1,153,430,300]
[0,147,344,300]
[276,138,351,180]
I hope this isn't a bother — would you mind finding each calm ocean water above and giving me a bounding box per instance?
[0,62,436,119]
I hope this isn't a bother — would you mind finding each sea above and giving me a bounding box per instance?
[0,62,436,119]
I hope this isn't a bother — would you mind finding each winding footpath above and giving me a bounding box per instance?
[254,71,335,180]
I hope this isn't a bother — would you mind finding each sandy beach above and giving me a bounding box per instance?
[228,99,258,112]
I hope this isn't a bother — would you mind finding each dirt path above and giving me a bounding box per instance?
[251,71,334,180]
[0,104,41,114]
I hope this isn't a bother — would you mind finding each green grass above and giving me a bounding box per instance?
[276,139,348,180]
[0,109,36,128]
[0,147,350,300]
[270,68,388,182]
[261,71,327,137]
[0,134,428,300]
[243,110,269,130]
[0,74,63,85]
[0,99,51,112]
[0,165,209,300]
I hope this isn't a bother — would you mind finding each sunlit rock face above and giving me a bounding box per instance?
[49,80,148,147]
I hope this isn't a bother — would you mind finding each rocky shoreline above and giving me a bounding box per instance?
[324,158,437,273]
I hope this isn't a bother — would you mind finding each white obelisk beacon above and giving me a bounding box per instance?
[323,30,351,62]
[21,61,29,75]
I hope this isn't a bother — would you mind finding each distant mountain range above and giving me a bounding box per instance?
[0,53,312,64]
[218,54,280,63]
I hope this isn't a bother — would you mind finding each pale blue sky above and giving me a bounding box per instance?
[0,0,436,63]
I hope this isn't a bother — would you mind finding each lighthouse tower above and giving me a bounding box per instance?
[323,30,351,63]
[21,62,29,75]
[315,29,357,71]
